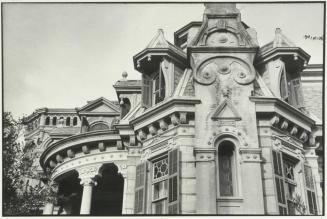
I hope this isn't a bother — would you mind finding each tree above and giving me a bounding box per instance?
[3,112,47,215]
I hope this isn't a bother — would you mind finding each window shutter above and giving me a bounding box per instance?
[272,150,287,214]
[280,71,288,101]
[304,165,318,214]
[134,162,148,214]
[290,78,304,108]
[142,74,152,108]
[168,148,180,214]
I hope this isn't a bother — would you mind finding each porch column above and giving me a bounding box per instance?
[194,148,216,214]
[80,178,96,215]
[76,164,102,215]
[121,176,128,214]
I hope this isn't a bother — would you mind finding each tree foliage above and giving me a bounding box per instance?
[3,112,48,215]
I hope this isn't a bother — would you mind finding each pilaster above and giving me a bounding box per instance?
[194,147,216,214]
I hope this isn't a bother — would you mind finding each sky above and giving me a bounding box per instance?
[3,3,324,119]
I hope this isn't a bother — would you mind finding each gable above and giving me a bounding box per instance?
[86,103,118,113]
[212,99,241,120]
[78,97,120,115]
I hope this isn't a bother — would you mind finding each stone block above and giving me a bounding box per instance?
[180,162,196,177]
[180,178,196,194]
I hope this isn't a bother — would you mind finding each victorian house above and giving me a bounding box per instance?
[21,3,323,215]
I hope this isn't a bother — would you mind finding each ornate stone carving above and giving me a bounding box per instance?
[170,113,180,126]
[290,126,298,136]
[280,120,288,130]
[194,57,254,86]
[159,119,168,131]
[49,160,57,168]
[98,142,106,152]
[77,164,102,184]
[82,145,90,154]
[300,131,308,142]
[148,124,158,136]
[138,130,147,141]
[67,149,75,158]
[56,154,63,163]
[270,115,280,126]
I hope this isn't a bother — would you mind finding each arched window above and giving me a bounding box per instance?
[45,117,50,125]
[217,140,237,197]
[89,122,109,131]
[52,117,57,126]
[121,98,131,118]
[59,117,65,126]
[73,117,78,126]
[66,117,71,126]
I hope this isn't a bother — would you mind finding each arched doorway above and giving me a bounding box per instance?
[57,171,83,215]
[91,163,124,215]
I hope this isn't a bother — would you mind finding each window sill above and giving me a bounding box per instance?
[217,197,244,202]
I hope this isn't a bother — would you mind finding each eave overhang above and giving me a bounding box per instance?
[40,130,120,169]
[130,97,201,130]
[133,48,187,73]
[250,96,316,131]
[255,47,311,66]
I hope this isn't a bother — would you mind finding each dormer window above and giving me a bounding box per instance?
[280,70,304,110]
[142,63,166,108]
[153,72,165,104]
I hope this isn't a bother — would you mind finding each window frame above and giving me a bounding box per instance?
[150,154,169,214]
[216,137,241,199]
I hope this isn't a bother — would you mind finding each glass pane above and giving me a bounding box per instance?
[153,181,166,200]
[153,158,168,180]
[153,200,164,214]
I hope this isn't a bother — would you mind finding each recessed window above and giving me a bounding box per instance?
[52,117,57,126]
[73,117,78,126]
[218,141,236,197]
[45,117,50,125]
[66,117,71,126]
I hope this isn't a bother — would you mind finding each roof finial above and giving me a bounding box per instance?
[204,3,239,14]
[122,71,128,81]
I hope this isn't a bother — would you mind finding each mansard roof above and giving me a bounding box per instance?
[255,28,310,66]
[133,29,187,73]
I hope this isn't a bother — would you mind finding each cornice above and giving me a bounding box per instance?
[133,48,187,71]
[40,130,120,166]
[255,47,310,66]
[250,96,316,129]
[130,97,201,126]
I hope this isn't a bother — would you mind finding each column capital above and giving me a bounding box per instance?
[80,177,97,186]
[76,164,102,183]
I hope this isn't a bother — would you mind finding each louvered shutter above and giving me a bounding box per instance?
[272,150,287,214]
[290,78,304,108]
[134,162,148,214]
[304,165,318,215]
[142,74,152,108]
[168,148,180,214]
